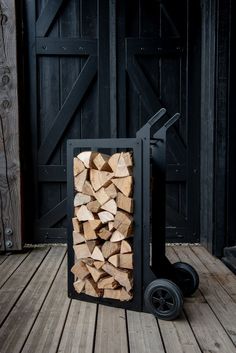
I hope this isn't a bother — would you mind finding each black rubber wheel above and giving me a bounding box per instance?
[173,262,199,297]
[144,279,183,320]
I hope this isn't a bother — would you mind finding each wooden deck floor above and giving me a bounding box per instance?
[0,245,236,353]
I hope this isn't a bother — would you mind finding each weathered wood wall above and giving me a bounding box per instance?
[0,0,22,250]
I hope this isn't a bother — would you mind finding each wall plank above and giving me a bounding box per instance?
[0,0,22,250]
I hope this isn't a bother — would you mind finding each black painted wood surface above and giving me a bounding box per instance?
[24,0,201,243]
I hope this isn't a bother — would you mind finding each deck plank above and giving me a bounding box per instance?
[0,246,66,353]
[191,245,236,302]
[166,245,180,262]
[0,245,235,353]
[0,247,49,325]
[21,256,70,353]
[0,251,30,288]
[159,312,202,353]
[175,245,236,345]
[0,255,8,265]
[166,246,205,303]
[127,311,165,353]
[57,301,97,353]
[94,305,128,353]
[185,303,236,353]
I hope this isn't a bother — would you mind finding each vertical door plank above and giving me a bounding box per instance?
[0,0,22,250]
[98,0,110,138]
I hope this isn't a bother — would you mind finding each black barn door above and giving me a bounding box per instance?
[120,0,201,242]
[24,0,200,243]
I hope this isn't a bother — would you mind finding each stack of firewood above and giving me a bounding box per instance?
[71,151,134,301]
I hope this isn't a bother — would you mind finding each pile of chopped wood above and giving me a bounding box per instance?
[71,151,134,301]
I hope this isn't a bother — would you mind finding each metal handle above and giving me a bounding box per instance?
[137,108,180,139]
[147,108,166,127]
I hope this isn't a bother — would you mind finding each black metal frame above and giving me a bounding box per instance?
[67,138,142,310]
[67,108,183,312]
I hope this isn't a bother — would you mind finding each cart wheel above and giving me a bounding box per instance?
[144,279,183,320]
[173,262,199,297]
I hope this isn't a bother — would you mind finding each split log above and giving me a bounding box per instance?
[114,153,132,177]
[120,240,132,254]
[77,151,98,168]
[74,169,88,192]
[114,211,133,234]
[101,241,121,259]
[86,240,98,254]
[120,253,133,269]
[86,265,107,282]
[88,219,102,230]
[97,276,119,289]
[122,152,133,167]
[71,260,90,280]
[110,230,126,242]
[98,211,114,224]
[108,153,120,172]
[90,169,114,191]
[76,205,94,221]
[91,246,105,262]
[101,199,117,215]
[93,153,112,171]
[73,231,85,245]
[108,254,119,267]
[73,243,91,260]
[103,288,122,300]
[108,221,115,231]
[73,157,85,176]
[94,261,105,270]
[74,193,92,207]
[119,253,134,270]
[114,211,133,239]
[120,288,133,301]
[83,222,97,240]
[105,184,117,199]
[73,279,85,294]
[94,187,110,205]
[103,288,132,301]
[82,181,95,197]
[84,277,102,297]
[87,200,101,213]
[97,227,112,241]
[82,258,94,266]
[72,217,81,233]
[112,176,133,197]
[116,192,133,213]
[102,263,133,292]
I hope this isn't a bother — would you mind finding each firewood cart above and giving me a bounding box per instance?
[67,108,199,320]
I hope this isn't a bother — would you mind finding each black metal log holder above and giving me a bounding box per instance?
[67,108,199,320]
